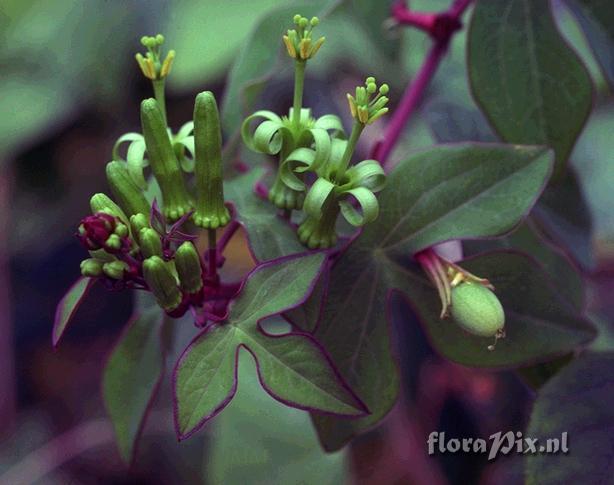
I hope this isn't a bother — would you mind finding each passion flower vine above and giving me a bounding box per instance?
[49,2,594,470]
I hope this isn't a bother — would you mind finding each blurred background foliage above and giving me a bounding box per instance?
[0,0,613,483]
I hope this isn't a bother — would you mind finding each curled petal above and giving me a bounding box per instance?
[241,110,287,154]
[113,133,149,189]
[175,136,195,172]
[345,159,386,192]
[280,148,316,191]
[288,107,312,126]
[339,187,379,227]
[313,114,345,136]
[177,121,194,139]
[304,177,336,220]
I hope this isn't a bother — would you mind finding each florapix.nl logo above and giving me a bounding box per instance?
[427,431,569,461]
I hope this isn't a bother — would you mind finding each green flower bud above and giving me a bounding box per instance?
[192,92,230,229]
[102,260,128,280]
[140,98,192,222]
[130,213,150,236]
[105,234,122,251]
[106,161,151,217]
[175,241,203,294]
[89,193,129,225]
[80,258,103,277]
[450,282,505,338]
[142,256,182,312]
[138,227,163,258]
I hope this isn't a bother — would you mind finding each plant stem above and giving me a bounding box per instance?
[217,220,241,255]
[152,79,167,125]
[207,228,218,283]
[336,121,364,179]
[292,61,307,129]
[375,0,472,167]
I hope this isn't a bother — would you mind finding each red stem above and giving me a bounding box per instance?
[217,220,241,255]
[375,0,472,167]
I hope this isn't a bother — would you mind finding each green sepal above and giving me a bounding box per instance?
[80,258,103,277]
[140,98,192,222]
[192,91,230,229]
[106,161,151,217]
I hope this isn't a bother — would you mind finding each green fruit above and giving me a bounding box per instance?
[450,282,505,337]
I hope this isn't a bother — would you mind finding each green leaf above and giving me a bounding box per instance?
[173,253,365,439]
[225,168,306,261]
[526,352,614,484]
[311,144,593,451]
[207,353,347,484]
[566,0,614,89]
[221,0,338,135]
[362,143,554,257]
[424,100,497,143]
[284,262,329,333]
[102,306,165,463]
[532,169,594,270]
[464,220,585,313]
[52,277,95,347]
[468,0,593,179]
[165,0,283,91]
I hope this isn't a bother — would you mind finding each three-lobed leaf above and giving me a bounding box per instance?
[173,253,366,440]
[102,305,166,463]
[468,0,593,179]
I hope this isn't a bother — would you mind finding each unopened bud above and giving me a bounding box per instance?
[140,99,192,222]
[138,227,163,258]
[80,258,104,277]
[192,91,230,229]
[106,161,151,217]
[103,260,128,280]
[142,256,182,312]
[175,241,203,294]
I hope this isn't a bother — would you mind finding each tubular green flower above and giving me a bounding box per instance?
[105,161,151,217]
[140,98,192,222]
[192,91,230,229]
[175,241,203,294]
[142,256,182,312]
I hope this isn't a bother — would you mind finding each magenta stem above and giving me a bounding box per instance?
[375,0,472,168]
[217,220,241,255]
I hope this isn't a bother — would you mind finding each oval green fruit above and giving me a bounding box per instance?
[450,282,505,337]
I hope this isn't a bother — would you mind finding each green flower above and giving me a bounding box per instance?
[282,15,325,61]
[135,34,175,81]
[289,138,386,248]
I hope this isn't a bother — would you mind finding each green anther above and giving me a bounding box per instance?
[450,282,505,339]
[310,17,319,26]
[140,98,192,222]
[102,260,128,280]
[142,256,182,312]
[299,17,308,28]
[347,77,391,126]
[138,227,163,258]
[105,234,122,250]
[192,91,230,229]
[379,83,390,95]
[284,13,325,61]
[130,213,150,236]
[105,161,151,217]
[80,258,104,277]
[90,193,129,225]
[175,241,203,294]
[293,14,301,24]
